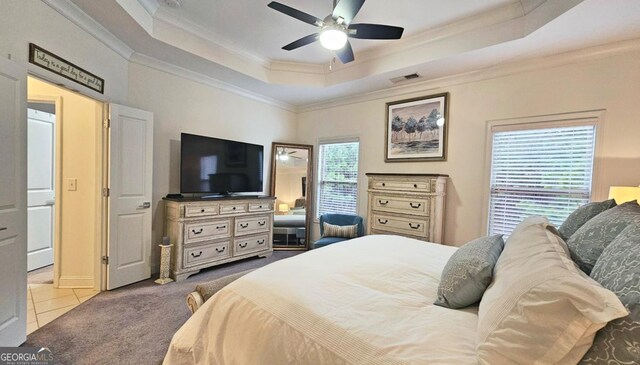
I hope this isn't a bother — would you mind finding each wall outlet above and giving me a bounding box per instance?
[67,178,77,191]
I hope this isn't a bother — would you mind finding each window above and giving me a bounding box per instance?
[488,123,597,236]
[317,140,360,218]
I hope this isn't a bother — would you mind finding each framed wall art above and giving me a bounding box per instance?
[385,92,449,162]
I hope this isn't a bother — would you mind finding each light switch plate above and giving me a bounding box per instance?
[67,178,77,191]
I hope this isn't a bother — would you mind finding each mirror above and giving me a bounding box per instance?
[269,143,313,250]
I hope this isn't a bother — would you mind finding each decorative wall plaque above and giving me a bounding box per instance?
[29,43,105,94]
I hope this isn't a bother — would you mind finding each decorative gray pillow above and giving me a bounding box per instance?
[558,199,617,240]
[566,201,640,274]
[434,235,504,309]
[580,224,640,364]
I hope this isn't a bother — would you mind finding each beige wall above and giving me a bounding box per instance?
[0,0,129,102]
[275,166,307,208]
[127,63,298,270]
[28,77,103,289]
[298,49,640,246]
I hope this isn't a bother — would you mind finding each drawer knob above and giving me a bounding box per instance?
[216,225,226,230]
[259,205,263,209]
[257,240,265,245]
[378,219,388,225]
[239,242,248,248]
[381,182,386,187]
[215,247,226,253]
[258,221,266,226]
[378,200,389,205]
[409,223,421,229]
[232,207,236,210]
[191,251,203,258]
[409,203,421,209]
[201,209,205,213]
[240,223,249,229]
[413,184,418,188]
[192,228,204,235]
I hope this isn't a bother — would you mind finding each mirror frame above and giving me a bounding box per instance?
[269,142,314,251]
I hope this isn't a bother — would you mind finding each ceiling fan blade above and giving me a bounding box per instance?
[335,40,355,64]
[282,34,320,51]
[268,2,323,27]
[332,0,365,25]
[348,23,404,39]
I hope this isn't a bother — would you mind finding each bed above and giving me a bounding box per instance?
[273,209,306,245]
[164,235,478,364]
[164,206,640,365]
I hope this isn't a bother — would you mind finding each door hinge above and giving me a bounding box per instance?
[102,256,109,265]
[102,188,110,197]
[103,118,110,129]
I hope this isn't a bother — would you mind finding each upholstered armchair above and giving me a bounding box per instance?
[313,213,365,249]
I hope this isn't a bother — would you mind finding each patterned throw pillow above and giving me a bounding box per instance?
[322,222,358,239]
[558,199,617,240]
[566,201,640,274]
[434,235,504,309]
[580,224,640,364]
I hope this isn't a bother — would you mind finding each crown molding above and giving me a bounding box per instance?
[129,52,296,113]
[42,0,134,60]
[298,38,640,113]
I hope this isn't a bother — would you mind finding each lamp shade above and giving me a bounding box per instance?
[608,186,640,204]
[278,204,290,212]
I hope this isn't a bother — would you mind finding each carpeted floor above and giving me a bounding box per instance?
[24,251,301,365]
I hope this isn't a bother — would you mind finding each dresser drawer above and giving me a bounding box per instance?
[220,203,248,214]
[184,205,219,218]
[372,194,430,216]
[371,213,429,237]
[183,241,230,268]
[370,178,432,193]
[249,202,272,212]
[234,233,270,255]
[184,219,231,244]
[235,215,271,236]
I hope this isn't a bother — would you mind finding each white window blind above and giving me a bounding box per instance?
[489,124,596,236]
[317,141,359,217]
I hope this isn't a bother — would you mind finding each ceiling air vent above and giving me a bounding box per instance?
[390,73,422,84]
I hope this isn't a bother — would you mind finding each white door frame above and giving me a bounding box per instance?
[27,75,107,290]
[27,95,62,287]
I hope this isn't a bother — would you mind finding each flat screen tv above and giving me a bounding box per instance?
[180,133,264,195]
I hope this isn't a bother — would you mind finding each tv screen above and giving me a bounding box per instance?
[180,133,264,194]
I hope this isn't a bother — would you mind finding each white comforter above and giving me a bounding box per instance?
[164,235,478,365]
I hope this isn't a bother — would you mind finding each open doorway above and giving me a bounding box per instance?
[26,76,104,334]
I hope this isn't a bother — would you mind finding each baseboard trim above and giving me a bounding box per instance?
[57,276,95,289]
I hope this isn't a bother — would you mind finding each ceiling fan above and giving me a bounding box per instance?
[277,147,303,160]
[267,0,404,64]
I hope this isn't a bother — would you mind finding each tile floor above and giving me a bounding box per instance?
[27,283,99,335]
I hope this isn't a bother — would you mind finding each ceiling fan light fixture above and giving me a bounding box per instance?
[320,28,347,50]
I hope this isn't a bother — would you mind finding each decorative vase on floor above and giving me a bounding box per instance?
[155,242,174,285]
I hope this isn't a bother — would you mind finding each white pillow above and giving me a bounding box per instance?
[477,217,628,364]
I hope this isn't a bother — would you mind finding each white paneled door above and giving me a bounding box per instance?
[0,57,27,346]
[107,104,153,290]
[27,108,55,271]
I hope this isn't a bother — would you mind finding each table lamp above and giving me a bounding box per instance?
[279,203,290,213]
[608,186,640,204]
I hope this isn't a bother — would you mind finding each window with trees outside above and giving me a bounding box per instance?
[317,140,360,218]
[488,123,597,236]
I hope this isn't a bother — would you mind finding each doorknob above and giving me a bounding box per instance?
[138,202,151,209]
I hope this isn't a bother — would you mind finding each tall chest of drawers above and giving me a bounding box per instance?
[366,174,447,243]
[163,196,275,281]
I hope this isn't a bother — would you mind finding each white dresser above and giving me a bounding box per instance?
[366,173,447,243]
[164,196,275,281]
